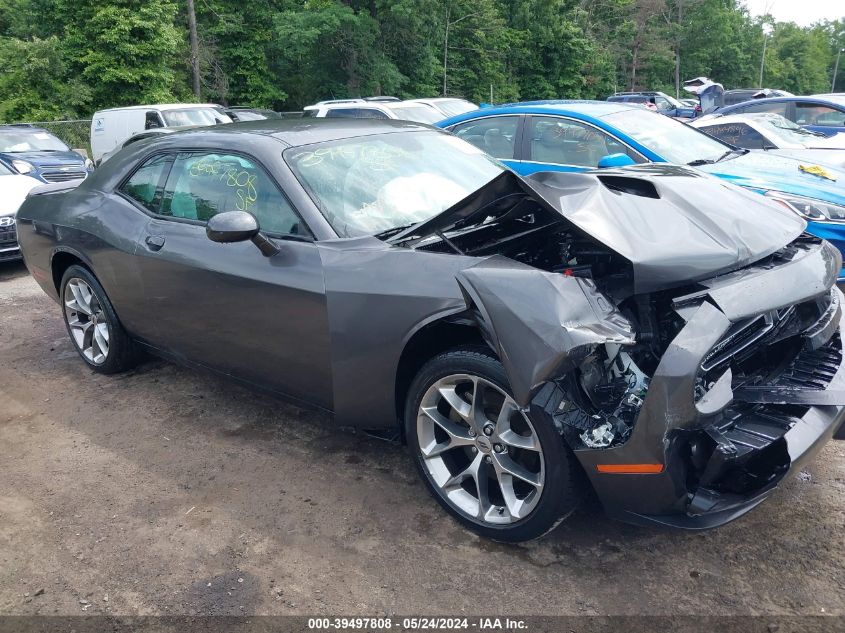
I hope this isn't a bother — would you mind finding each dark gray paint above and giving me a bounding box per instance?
[14,119,845,529]
[523,165,806,294]
[455,256,635,406]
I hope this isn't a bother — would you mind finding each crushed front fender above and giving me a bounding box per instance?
[455,255,635,407]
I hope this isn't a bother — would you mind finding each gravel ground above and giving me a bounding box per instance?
[1,260,844,618]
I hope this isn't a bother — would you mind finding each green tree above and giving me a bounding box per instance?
[270,1,404,107]
[0,36,91,121]
[194,0,287,106]
[47,0,183,110]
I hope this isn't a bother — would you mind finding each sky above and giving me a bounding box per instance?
[743,0,844,27]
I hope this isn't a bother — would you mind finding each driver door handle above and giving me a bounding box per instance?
[145,235,166,251]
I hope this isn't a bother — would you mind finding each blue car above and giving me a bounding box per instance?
[0,125,91,183]
[436,100,845,278]
[715,95,845,136]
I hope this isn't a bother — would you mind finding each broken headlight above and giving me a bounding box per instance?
[765,191,845,222]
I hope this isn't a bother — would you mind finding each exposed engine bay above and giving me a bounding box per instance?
[395,168,842,467]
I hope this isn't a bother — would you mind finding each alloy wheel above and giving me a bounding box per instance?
[416,374,545,525]
[64,278,110,365]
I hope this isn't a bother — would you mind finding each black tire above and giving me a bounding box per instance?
[405,346,583,542]
[60,264,140,374]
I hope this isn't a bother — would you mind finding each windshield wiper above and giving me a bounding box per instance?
[688,148,747,166]
[715,148,749,162]
[375,223,419,241]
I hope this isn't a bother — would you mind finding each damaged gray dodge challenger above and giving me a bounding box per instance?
[16,119,845,541]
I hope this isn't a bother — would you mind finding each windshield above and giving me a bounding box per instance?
[0,162,13,175]
[660,94,683,109]
[286,131,504,238]
[231,111,267,121]
[602,109,730,164]
[747,114,819,147]
[0,128,69,152]
[387,105,444,124]
[161,108,232,127]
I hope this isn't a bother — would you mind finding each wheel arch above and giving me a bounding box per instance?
[394,313,488,431]
[51,248,92,294]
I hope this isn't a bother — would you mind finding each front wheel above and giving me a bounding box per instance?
[405,347,583,542]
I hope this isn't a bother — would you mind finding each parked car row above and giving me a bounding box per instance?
[302,96,476,122]
[436,101,845,279]
[691,112,845,168]
[3,94,845,273]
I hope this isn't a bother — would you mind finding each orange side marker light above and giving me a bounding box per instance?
[596,463,664,474]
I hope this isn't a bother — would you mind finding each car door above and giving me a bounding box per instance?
[516,115,647,176]
[446,115,524,171]
[131,149,334,408]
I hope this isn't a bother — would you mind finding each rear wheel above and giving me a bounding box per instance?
[405,347,582,542]
[60,265,139,374]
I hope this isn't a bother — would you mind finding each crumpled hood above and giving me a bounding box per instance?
[523,164,806,293]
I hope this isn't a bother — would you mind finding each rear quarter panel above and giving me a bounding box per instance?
[16,184,150,327]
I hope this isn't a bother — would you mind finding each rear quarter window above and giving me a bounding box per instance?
[119,154,170,211]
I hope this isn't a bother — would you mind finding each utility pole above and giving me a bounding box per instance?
[674,0,683,99]
[833,46,844,93]
[759,23,772,89]
[187,0,201,100]
[443,7,480,97]
[443,5,449,97]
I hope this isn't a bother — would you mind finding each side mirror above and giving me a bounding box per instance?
[206,211,280,257]
[598,153,636,169]
[207,211,259,243]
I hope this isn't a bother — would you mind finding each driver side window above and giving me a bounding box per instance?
[158,152,308,237]
[527,116,643,167]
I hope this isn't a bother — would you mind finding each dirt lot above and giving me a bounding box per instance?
[1,260,844,618]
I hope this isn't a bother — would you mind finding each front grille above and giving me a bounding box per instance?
[41,169,86,183]
[696,289,837,399]
[0,222,17,246]
[771,332,842,390]
[701,306,799,372]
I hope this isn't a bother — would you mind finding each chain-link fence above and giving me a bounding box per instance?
[11,120,92,157]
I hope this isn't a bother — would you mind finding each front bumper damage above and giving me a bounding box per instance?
[578,239,845,529]
[463,238,845,529]
[571,298,845,529]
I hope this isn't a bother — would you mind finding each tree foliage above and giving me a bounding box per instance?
[0,0,842,122]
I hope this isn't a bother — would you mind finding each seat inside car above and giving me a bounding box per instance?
[531,123,608,166]
[483,128,512,158]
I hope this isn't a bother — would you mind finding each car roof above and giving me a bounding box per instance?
[695,113,772,127]
[439,100,635,125]
[94,103,223,113]
[409,97,470,103]
[723,95,845,109]
[138,118,434,148]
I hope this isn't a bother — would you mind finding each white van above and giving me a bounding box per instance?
[90,104,232,164]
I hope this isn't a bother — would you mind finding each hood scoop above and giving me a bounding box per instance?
[522,165,806,293]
